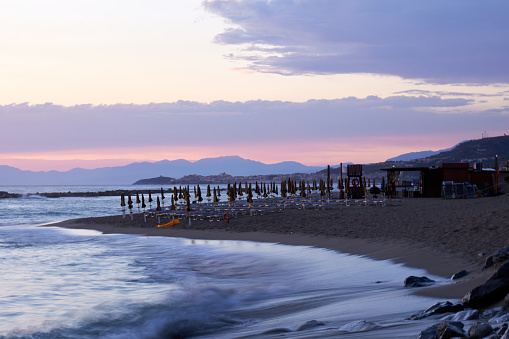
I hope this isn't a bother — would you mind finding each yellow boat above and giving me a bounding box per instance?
[157,219,180,228]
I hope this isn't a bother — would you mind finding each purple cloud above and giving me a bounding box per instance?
[203,0,509,84]
[3,96,507,154]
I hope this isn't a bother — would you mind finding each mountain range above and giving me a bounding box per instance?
[1,135,507,185]
[0,156,325,185]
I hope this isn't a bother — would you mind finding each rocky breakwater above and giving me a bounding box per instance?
[0,190,139,199]
[409,246,509,338]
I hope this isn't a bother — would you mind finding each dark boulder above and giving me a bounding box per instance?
[418,322,464,339]
[451,270,469,280]
[436,321,467,338]
[468,322,493,338]
[481,306,506,319]
[483,247,509,271]
[463,260,509,308]
[404,275,436,287]
[419,323,441,339]
[498,323,508,335]
[409,301,464,320]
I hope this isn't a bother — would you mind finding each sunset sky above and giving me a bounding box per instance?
[1,0,508,172]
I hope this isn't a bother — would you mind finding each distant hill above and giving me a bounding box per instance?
[357,135,509,178]
[408,135,508,167]
[0,156,324,185]
[386,145,457,162]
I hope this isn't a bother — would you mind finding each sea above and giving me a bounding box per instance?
[0,185,453,338]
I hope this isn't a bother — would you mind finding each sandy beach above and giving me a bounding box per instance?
[53,186,509,300]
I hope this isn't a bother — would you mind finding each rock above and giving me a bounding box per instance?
[505,293,509,307]
[436,321,467,338]
[441,309,479,321]
[261,328,292,335]
[296,320,325,331]
[482,306,507,319]
[337,319,381,332]
[409,301,464,320]
[463,261,509,308]
[468,322,493,338]
[503,329,509,339]
[483,247,509,271]
[497,323,508,335]
[452,270,469,280]
[419,323,441,339]
[404,275,436,287]
[485,334,502,339]
[490,313,509,324]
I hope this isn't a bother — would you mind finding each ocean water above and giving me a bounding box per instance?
[0,185,449,338]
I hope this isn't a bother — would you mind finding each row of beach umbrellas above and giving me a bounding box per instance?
[120,177,387,214]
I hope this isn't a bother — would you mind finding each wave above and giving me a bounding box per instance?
[2,286,249,339]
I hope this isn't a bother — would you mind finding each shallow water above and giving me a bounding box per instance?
[0,185,449,338]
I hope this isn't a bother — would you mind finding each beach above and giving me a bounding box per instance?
[54,185,509,301]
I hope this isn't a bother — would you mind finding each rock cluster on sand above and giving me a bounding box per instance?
[417,247,509,338]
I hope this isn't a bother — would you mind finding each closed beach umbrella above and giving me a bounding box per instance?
[207,185,211,197]
[148,190,153,207]
[327,165,331,192]
[246,184,253,203]
[128,193,133,211]
[120,193,126,207]
[160,187,165,200]
[156,196,161,211]
[141,194,146,210]
[171,196,176,210]
[213,187,219,203]
[186,193,191,212]
[197,185,203,202]
[135,192,141,212]
[217,185,221,196]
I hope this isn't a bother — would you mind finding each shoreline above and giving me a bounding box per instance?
[52,191,509,300]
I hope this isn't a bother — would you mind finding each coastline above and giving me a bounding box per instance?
[52,189,509,300]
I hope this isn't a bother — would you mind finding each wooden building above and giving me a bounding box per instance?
[381,163,500,198]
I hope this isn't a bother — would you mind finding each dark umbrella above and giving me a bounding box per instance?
[128,193,133,210]
[156,196,161,212]
[186,193,191,212]
[213,187,219,203]
[247,183,253,204]
[141,194,146,210]
[197,185,203,202]
[120,193,126,218]
[136,192,141,212]
[148,190,153,209]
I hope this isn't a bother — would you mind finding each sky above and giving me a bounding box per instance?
[1,0,508,172]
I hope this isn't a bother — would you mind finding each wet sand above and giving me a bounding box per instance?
[53,188,509,300]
